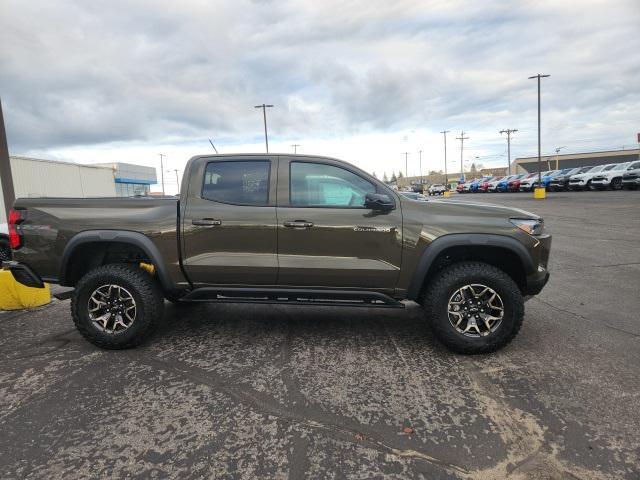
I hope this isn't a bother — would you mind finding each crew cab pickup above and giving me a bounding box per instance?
[4,154,551,354]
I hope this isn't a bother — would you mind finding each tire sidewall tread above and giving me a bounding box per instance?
[421,261,524,354]
[71,264,164,349]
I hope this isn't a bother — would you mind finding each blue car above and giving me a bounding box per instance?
[469,179,482,192]
[497,174,523,192]
[539,169,569,189]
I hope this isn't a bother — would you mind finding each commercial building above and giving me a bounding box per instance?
[514,148,640,173]
[94,162,157,197]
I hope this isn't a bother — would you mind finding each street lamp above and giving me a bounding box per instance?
[554,146,566,170]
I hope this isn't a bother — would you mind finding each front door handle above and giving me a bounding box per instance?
[192,218,222,227]
[283,220,314,229]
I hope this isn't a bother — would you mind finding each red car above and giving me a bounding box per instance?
[456,182,465,193]
[478,177,496,192]
[507,173,535,192]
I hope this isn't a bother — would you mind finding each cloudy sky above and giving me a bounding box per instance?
[1,0,638,193]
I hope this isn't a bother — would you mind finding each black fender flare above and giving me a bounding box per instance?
[59,230,175,291]
[406,233,535,300]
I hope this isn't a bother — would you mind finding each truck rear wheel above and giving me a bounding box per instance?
[421,261,524,354]
[71,264,164,349]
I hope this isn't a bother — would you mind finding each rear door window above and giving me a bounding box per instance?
[202,160,270,205]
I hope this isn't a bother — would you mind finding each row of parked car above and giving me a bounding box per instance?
[456,160,640,193]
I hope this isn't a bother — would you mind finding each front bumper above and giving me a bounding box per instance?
[1,261,44,288]
[523,233,551,296]
[524,267,550,296]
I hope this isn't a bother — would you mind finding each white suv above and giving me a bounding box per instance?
[428,184,446,195]
[590,162,630,190]
[568,164,616,191]
[622,160,640,190]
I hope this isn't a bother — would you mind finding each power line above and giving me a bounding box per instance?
[499,129,518,175]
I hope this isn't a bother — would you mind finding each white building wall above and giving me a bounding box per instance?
[10,156,116,198]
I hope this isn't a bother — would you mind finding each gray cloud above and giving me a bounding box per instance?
[1,0,639,155]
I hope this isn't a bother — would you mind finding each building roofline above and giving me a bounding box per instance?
[10,155,114,170]
[515,148,640,162]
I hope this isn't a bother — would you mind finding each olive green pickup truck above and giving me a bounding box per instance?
[4,154,550,353]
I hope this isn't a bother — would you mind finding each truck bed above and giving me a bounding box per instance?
[12,196,184,286]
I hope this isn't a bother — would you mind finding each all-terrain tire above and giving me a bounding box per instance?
[420,261,524,354]
[71,264,164,349]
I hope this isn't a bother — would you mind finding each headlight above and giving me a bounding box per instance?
[510,218,545,235]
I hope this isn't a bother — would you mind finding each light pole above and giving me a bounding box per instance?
[440,130,450,187]
[158,153,166,195]
[402,152,409,178]
[554,146,565,170]
[456,131,469,182]
[168,169,180,189]
[418,150,423,184]
[291,144,300,154]
[528,74,550,189]
[500,129,518,176]
[254,104,274,153]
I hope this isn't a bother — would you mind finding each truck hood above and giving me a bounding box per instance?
[428,199,540,220]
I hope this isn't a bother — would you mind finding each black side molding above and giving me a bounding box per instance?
[406,233,536,300]
[2,261,45,288]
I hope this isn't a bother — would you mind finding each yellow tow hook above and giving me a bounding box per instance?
[139,262,156,276]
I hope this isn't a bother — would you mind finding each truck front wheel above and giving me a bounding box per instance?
[71,264,164,349]
[421,261,524,354]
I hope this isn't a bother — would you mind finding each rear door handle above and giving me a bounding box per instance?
[192,218,222,226]
[283,220,314,229]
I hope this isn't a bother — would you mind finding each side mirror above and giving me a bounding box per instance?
[364,192,394,211]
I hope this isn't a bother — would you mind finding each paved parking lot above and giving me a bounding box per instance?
[1,190,639,479]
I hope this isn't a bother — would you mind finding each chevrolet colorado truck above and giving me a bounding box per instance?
[3,154,551,354]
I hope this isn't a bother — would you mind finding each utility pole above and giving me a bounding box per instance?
[0,99,15,220]
[291,144,300,154]
[402,152,409,178]
[418,150,423,184]
[158,153,166,195]
[456,131,469,182]
[254,104,274,153]
[440,130,450,187]
[499,129,518,175]
[528,74,550,186]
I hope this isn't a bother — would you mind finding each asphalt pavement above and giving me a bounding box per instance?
[1,190,638,479]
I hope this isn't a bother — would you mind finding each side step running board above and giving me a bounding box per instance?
[180,287,404,308]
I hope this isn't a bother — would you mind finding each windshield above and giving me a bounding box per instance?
[611,163,627,171]
[601,164,616,172]
[578,166,592,173]
[588,165,605,173]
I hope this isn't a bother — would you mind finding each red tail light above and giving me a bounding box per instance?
[8,209,25,249]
